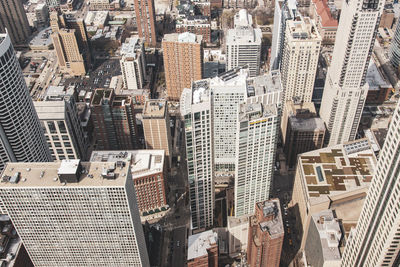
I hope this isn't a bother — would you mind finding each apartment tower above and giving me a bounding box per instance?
[319,0,384,146]
[120,36,147,90]
[0,160,150,266]
[134,0,157,46]
[0,0,31,44]
[142,100,173,166]
[280,17,321,103]
[225,9,261,77]
[341,100,400,266]
[0,31,51,172]
[162,32,203,101]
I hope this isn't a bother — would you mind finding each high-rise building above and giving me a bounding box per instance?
[46,0,60,9]
[0,0,31,45]
[225,9,261,77]
[34,86,89,161]
[120,36,147,90]
[270,0,298,71]
[91,89,137,150]
[50,12,91,76]
[280,17,321,104]
[235,102,279,217]
[309,0,338,45]
[389,20,400,71]
[319,0,383,146]
[0,160,150,266]
[176,16,211,44]
[282,102,325,168]
[181,80,214,231]
[162,32,203,101]
[134,0,156,47]
[0,31,52,172]
[291,138,377,250]
[341,100,400,266]
[247,199,284,267]
[142,100,173,166]
[90,150,167,214]
[187,230,218,267]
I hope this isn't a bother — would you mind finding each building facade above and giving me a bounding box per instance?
[235,102,279,217]
[176,16,211,43]
[247,199,284,267]
[0,31,51,172]
[0,0,31,45]
[134,0,156,46]
[120,36,146,90]
[91,89,137,150]
[90,150,167,214]
[310,0,338,45]
[225,9,261,77]
[181,81,214,231]
[162,32,203,101]
[280,17,321,104]
[389,20,400,71]
[0,160,150,266]
[319,0,384,146]
[341,100,400,266]
[142,100,173,166]
[34,86,89,161]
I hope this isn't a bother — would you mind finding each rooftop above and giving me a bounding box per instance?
[143,100,167,118]
[239,102,277,122]
[226,9,261,45]
[256,199,284,238]
[366,59,391,90]
[287,18,321,41]
[312,0,338,27]
[34,101,66,120]
[310,209,341,262]
[0,160,130,188]
[289,116,326,132]
[162,32,203,44]
[121,37,143,59]
[299,138,377,206]
[187,230,217,260]
[91,89,113,105]
[90,150,164,179]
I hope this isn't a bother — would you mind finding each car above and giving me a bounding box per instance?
[287,227,291,233]
[177,241,180,247]
[289,239,293,246]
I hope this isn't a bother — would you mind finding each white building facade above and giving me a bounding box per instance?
[225,9,261,77]
[280,18,321,103]
[341,99,400,266]
[0,31,51,172]
[319,0,383,146]
[120,37,146,90]
[0,160,150,266]
[181,81,214,230]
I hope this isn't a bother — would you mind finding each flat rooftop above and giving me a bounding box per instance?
[34,101,66,120]
[247,70,282,97]
[299,138,377,206]
[257,199,284,239]
[287,18,321,41]
[310,209,341,262]
[239,102,277,122]
[143,100,167,118]
[187,230,217,260]
[162,32,203,44]
[92,89,113,105]
[121,36,142,59]
[90,150,164,179]
[290,116,326,132]
[0,160,130,188]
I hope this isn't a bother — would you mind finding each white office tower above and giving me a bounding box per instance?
[280,17,321,103]
[181,82,214,230]
[0,31,51,172]
[234,94,281,217]
[270,0,299,71]
[0,160,150,266]
[225,9,262,77]
[120,36,146,90]
[341,100,400,266]
[319,0,383,146]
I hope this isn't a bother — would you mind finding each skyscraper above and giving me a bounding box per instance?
[120,36,147,90]
[341,99,400,266]
[280,17,321,103]
[142,100,173,166]
[0,160,150,266]
[319,0,383,146]
[34,86,89,161]
[0,0,31,45]
[235,102,279,217]
[181,80,214,231]
[50,12,90,76]
[389,20,400,71]
[225,9,261,77]
[134,0,157,47]
[162,32,203,101]
[0,31,52,172]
